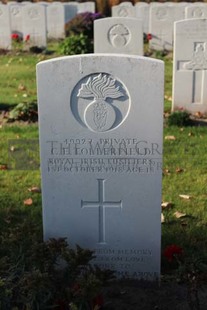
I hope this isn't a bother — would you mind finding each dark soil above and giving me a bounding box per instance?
[103,280,207,310]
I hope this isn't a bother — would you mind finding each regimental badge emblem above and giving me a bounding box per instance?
[108,24,131,48]
[71,73,130,132]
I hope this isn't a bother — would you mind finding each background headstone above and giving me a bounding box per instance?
[135,2,149,34]
[78,1,95,14]
[149,4,174,51]
[0,4,11,50]
[64,3,78,23]
[185,4,207,19]
[112,4,135,18]
[94,17,143,56]
[47,3,65,39]
[172,19,207,113]
[9,3,23,36]
[37,54,164,280]
[22,4,47,49]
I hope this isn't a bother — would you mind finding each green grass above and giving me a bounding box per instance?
[0,45,207,278]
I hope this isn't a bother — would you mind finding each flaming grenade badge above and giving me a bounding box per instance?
[77,73,125,132]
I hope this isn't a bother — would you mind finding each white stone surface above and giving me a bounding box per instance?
[22,4,47,49]
[64,3,78,23]
[173,2,189,23]
[37,54,164,280]
[135,3,149,34]
[149,4,174,51]
[9,3,23,36]
[185,4,207,19]
[78,1,95,14]
[120,1,133,6]
[0,5,11,50]
[172,19,207,113]
[94,17,143,56]
[47,3,65,39]
[112,5,135,18]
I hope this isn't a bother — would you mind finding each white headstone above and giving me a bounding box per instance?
[185,4,207,19]
[172,19,207,113]
[173,2,189,23]
[9,3,23,36]
[112,4,135,18]
[47,3,65,39]
[38,2,49,7]
[94,17,143,56]
[149,4,174,51]
[0,4,11,50]
[120,1,133,6]
[37,54,164,280]
[64,3,78,23]
[22,4,47,49]
[135,2,149,34]
[78,1,95,14]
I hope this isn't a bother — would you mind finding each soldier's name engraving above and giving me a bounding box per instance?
[46,139,162,156]
[46,138,162,173]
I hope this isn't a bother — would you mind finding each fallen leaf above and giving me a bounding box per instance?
[163,168,170,175]
[164,112,170,118]
[18,83,26,91]
[24,198,33,206]
[194,111,203,118]
[161,213,165,223]
[164,95,172,101]
[179,194,191,200]
[174,211,187,218]
[10,146,15,152]
[176,168,184,173]
[28,186,41,193]
[162,202,173,209]
[165,135,176,140]
[0,164,8,170]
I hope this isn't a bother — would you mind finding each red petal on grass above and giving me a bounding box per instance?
[24,198,33,206]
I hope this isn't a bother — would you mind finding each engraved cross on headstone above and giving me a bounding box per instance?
[81,179,122,244]
[178,42,207,104]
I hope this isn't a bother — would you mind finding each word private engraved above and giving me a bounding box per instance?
[108,24,131,48]
[71,73,130,132]
[81,179,122,243]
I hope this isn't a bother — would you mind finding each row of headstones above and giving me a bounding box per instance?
[113,2,207,51]
[0,1,95,49]
[37,17,207,282]
[94,16,207,114]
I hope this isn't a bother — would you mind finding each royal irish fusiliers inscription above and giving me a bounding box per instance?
[37,54,164,280]
[46,138,162,174]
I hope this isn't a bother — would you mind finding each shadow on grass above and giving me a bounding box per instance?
[0,103,16,111]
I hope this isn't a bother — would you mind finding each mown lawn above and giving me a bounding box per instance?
[0,46,207,309]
